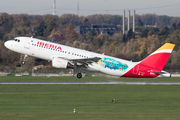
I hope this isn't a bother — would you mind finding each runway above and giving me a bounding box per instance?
[1,81,180,85]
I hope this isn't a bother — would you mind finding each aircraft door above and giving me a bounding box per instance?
[132,65,139,74]
[24,39,32,49]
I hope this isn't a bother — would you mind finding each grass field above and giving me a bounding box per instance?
[1,84,180,120]
[1,75,180,120]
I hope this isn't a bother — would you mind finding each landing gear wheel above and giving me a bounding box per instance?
[77,73,82,79]
[22,61,25,65]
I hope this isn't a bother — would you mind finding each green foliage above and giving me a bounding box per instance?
[141,28,149,38]
[92,37,104,48]
[137,19,144,26]
[126,29,135,40]
[122,34,127,42]
[157,15,171,25]
[140,14,157,25]
[85,14,122,25]
[60,14,79,26]
[18,26,26,36]
[167,29,180,51]
[65,24,79,40]
[43,15,58,36]
[36,20,46,36]
[170,17,180,25]
[172,23,177,30]
[158,26,169,40]
[147,27,159,35]
[140,49,148,59]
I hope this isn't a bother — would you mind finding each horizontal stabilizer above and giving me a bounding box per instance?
[149,70,171,77]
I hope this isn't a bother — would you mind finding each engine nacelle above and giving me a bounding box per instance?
[52,57,69,68]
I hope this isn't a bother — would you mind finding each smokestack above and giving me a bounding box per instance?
[128,10,130,31]
[52,0,56,15]
[77,1,79,16]
[123,10,125,34]
[133,10,135,33]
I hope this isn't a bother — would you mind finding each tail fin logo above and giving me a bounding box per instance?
[140,43,175,71]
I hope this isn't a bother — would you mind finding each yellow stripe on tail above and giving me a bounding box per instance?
[155,43,175,52]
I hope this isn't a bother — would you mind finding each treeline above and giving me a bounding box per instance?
[1,13,180,40]
[0,13,180,71]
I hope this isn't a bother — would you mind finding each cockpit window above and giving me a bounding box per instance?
[14,39,20,42]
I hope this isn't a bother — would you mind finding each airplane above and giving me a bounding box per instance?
[4,36,175,78]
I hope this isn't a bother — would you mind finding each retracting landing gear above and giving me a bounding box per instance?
[74,66,83,79]
[77,73,82,79]
[22,55,28,65]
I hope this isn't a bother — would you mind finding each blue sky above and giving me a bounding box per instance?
[1,0,180,16]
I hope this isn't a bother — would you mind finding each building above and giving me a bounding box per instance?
[74,24,122,35]
[49,34,64,43]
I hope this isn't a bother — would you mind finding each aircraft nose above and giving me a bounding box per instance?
[4,41,12,49]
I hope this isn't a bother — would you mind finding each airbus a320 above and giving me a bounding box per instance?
[4,36,175,78]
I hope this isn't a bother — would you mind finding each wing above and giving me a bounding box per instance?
[58,56,101,66]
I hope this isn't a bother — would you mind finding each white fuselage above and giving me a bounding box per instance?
[4,37,137,76]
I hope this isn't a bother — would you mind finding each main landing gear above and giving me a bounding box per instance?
[77,73,82,79]
[22,55,28,65]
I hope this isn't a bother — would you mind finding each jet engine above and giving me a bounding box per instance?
[52,57,74,68]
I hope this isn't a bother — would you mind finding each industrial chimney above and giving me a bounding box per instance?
[52,0,56,15]
[128,10,130,31]
[122,10,135,34]
[123,10,125,34]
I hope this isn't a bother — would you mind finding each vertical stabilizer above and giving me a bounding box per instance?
[139,43,175,70]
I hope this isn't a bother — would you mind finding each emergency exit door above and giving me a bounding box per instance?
[24,39,31,49]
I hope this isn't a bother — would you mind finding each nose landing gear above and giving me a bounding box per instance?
[22,55,28,65]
